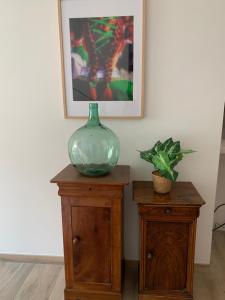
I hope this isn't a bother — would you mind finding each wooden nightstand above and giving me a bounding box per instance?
[133,181,205,300]
[51,164,130,300]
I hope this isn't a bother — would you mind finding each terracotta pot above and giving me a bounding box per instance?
[152,171,172,194]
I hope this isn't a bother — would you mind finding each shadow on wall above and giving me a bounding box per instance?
[222,106,225,140]
[214,104,225,231]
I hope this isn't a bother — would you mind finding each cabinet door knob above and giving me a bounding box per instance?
[165,208,172,214]
[73,236,80,245]
[147,252,153,260]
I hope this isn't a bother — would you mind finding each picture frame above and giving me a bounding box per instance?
[57,0,145,118]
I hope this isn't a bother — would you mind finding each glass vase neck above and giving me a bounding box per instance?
[87,103,101,126]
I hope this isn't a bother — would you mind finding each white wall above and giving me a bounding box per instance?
[0,0,225,264]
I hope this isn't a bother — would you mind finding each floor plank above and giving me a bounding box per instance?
[0,261,22,290]
[48,267,65,300]
[0,263,34,300]
[14,264,62,300]
[193,231,225,300]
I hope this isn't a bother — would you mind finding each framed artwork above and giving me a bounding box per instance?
[58,0,145,118]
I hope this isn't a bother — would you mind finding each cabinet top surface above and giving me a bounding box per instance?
[133,181,205,206]
[51,164,130,186]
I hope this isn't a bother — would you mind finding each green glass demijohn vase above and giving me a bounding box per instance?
[68,103,120,177]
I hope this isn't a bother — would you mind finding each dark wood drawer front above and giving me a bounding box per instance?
[72,206,112,285]
[59,184,123,198]
[140,206,199,219]
[144,221,189,291]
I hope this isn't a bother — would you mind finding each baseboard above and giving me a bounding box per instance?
[0,255,210,268]
[125,259,139,267]
[195,263,210,268]
[0,255,137,266]
[0,253,64,264]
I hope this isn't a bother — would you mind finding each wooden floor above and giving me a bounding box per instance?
[0,231,224,300]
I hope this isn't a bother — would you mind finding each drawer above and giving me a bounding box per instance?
[58,183,122,197]
[139,205,199,219]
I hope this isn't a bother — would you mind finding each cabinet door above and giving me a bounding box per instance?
[71,206,111,285]
[143,221,189,291]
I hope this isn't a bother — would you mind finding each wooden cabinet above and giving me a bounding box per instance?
[51,164,130,300]
[133,181,205,300]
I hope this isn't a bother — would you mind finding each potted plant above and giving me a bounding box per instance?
[139,138,195,194]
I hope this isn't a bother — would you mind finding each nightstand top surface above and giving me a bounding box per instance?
[133,181,205,206]
[51,164,130,186]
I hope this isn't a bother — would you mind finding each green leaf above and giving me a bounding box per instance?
[92,28,105,35]
[170,153,183,168]
[153,141,163,153]
[90,19,108,26]
[168,141,181,159]
[110,80,133,100]
[160,169,178,182]
[95,31,113,45]
[139,149,155,163]
[152,151,170,171]
[181,149,196,154]
[90,19,117,29]
[73,45,89,62]
[161,137,174,152]
[152,151,178,181]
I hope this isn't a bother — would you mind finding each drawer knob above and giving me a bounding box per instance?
[147,252,153,260]
[165,208,172,214]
